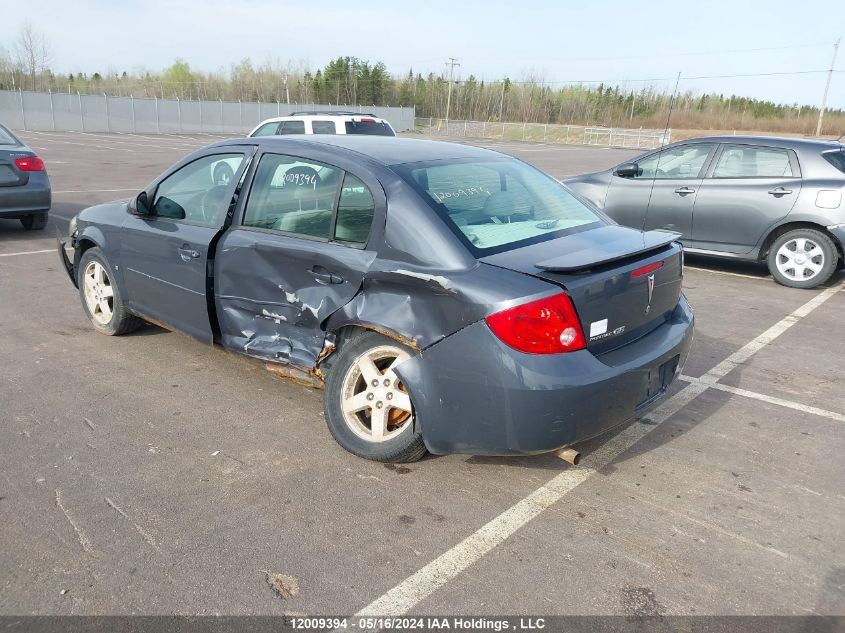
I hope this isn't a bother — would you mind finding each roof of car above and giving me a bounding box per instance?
[670,135,843,152]
[212,135,503,166]
[256,113,389,123]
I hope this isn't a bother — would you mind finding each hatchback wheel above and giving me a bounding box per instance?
[324,331,426,463]
[767,229,838,289]
[20,213,47,230]
[77,247,142,335]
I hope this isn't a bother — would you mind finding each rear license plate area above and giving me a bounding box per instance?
[0,166,20,185]
[636,355,680,410]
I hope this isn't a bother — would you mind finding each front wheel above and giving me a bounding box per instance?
[767,229,838,289]
[323,331,426,463]
[77,247,142,335]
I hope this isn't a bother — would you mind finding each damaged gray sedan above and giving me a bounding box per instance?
[59,136,694,463]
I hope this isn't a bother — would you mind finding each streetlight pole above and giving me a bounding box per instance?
[445,57,460,124]
[816,37,840,137]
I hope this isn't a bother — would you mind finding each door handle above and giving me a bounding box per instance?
[768,187,793,196]
[309,266,344,284]
[674,186,696,195]
[178,245,200,262]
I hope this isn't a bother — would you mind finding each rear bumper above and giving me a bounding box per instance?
[0,175,51,218]
[395,295,695,456]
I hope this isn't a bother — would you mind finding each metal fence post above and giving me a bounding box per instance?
[199,98,203,133]
[220,99,224,133]
[463,120,468,136]
[565,125,570,144]
[155,96,160,133]
[482,120,487,137]
[131,95,136,133]
[637,127,642,148]
[78,92,84,131]
[522,121,526,141]
[49,90,56,131]
[177,97,182,133]
[19,89,27,131]
[502,121,505,138]
[104,93,110,133]
[239,99,243,131]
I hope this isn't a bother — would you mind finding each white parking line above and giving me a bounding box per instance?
[0,249,55,257]
[685,266,768,281]
[679,375,845,423]
[53,188,138,194]
[354,282,843,617]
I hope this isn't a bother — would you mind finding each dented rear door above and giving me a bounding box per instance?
[214,151,377,368]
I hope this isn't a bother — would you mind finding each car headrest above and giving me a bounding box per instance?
[482,190,527,218]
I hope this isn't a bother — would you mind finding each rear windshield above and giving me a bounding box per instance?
[392,158,602,256]
[344,120,394,136]
[823,149,845,174]
[0,125,19,145]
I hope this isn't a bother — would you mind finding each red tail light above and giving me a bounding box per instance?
[359,117,376,123]
[14,156,45,172]
[485,293,586,354]
[631,260,663,277]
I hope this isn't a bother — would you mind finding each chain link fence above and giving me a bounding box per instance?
[0,89,416,134]
[416,118,671,149]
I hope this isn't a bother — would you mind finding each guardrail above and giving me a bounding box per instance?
[415,118,670,149]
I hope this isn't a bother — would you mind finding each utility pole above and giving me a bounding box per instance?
[445,57,460,122]
[816,37,840,137]
[499,80,506,121]
[284,75,290,105]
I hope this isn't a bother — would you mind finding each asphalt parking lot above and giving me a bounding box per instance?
[1,131,843,617]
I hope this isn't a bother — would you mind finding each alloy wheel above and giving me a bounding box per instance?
[83,261,114,325]
[775,237,825,282]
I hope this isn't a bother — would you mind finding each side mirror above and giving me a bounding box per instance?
[129,191,151,216]
[614,163,639,178]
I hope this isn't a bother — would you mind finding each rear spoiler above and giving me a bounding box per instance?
[535,229,681,272]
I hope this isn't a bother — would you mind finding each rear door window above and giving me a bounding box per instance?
[311,120,337,134]
[278,120,306,135]
[713,145,794,178]
[334,174,375,245]
[242,154,341,239]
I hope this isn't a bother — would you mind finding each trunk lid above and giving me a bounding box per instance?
[480,225,683,353]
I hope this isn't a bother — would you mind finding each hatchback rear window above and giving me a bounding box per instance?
[393,158,602,255]
[344,120,394,136]
[823,150,845,174]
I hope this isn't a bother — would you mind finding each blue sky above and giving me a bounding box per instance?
[1,0,843,108]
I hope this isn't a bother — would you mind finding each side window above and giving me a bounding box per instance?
[311,120,337,135]
[278,120,306,135]
[251,122,280,137]
[713,145,793,178]
[334,174,375,245]
[152,154,243,227]
[631,144,714,180]
[243,154,341,239]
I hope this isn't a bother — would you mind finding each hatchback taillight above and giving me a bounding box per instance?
[14,156,45,172]
[485,293,586,354]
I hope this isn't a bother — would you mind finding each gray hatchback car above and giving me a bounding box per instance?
[566,136,845,288]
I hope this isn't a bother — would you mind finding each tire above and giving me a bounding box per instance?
[77,247,143,336]
[213,162,234,186]
[767,228,838,289]
[323,331,426,463]
[20,213,47,230]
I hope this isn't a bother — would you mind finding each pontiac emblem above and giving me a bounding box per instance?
[645,274,655,314]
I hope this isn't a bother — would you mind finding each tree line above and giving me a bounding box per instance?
[1,23,842,135]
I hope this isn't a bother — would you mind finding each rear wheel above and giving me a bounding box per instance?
[767,229,838,289]
[77,247,142,335]
[324,331,426,463]
[20,213,47,230]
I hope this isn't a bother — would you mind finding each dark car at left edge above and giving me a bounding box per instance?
[58,135,694,463]
[0,122,51,230]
